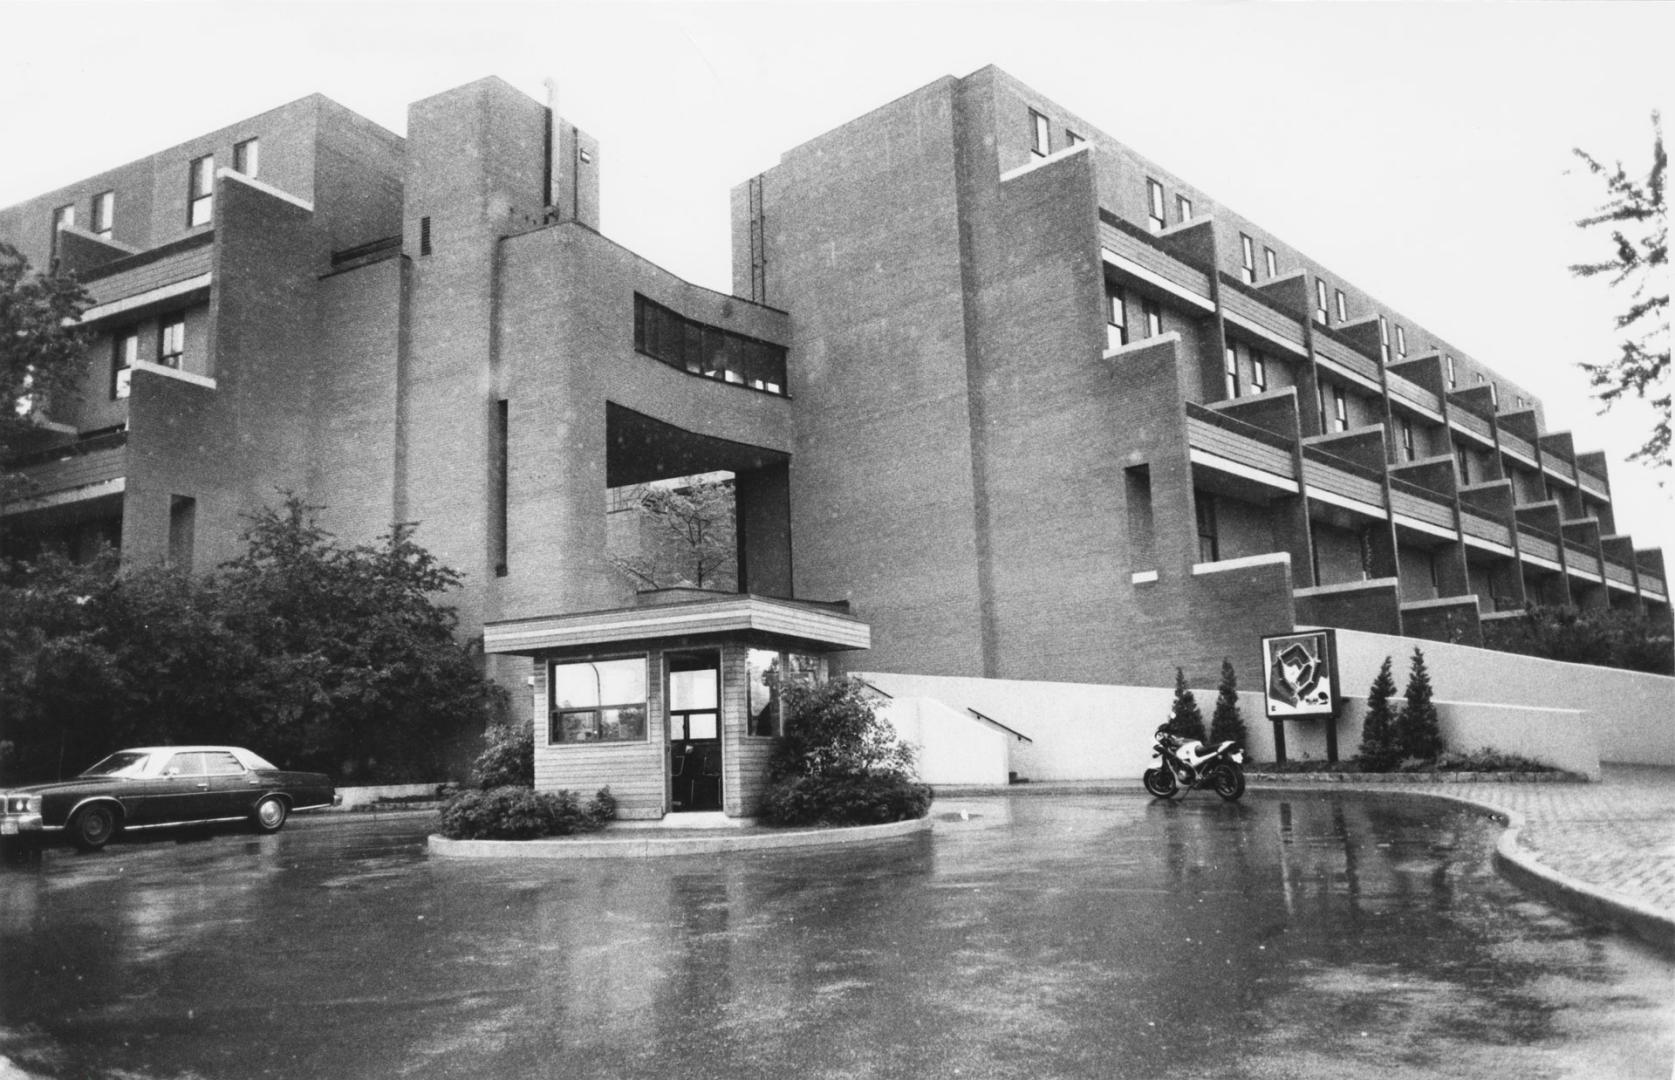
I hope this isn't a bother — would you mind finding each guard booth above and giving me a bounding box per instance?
[483,592,871,820]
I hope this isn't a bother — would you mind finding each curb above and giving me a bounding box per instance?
[427,816,933,860]
[1248,781,1675,957]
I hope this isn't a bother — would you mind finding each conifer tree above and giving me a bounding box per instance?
[1207,658,1247,750]
[1356,656,1400,772]
[1395,646,1444,762]
[1166,667,1207,743]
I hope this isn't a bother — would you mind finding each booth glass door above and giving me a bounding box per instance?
[668,652,722,812]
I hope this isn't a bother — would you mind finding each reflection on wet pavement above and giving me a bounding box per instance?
[1,793,1670,1079]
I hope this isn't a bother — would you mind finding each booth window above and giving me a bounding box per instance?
[549,657,648,744]
[747,649,825,737]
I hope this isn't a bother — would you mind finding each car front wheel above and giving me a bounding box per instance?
[251,796,288,834]
[70,804,119,851]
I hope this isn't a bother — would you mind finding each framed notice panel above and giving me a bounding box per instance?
[1261,629,1340,721]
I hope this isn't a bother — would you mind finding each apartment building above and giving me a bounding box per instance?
[2,67,1664,815]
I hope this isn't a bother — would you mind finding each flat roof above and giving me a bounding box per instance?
[483,594,871,656]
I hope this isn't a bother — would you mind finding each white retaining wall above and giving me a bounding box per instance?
[875,697,1013,785]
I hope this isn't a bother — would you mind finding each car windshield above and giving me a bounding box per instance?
[79,751,152,778]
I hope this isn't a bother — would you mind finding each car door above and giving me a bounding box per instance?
[136,751,209,823]
[200,750,259,817]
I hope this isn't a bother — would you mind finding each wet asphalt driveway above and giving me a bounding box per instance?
[1,792,1670,1080]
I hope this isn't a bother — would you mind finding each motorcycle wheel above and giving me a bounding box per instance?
[1143,767,1178,799]
[1211,763,1246,802]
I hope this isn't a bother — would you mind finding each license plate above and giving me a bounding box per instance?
[1,821,17,835]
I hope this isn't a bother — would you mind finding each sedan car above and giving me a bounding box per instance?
[0,746,338,851]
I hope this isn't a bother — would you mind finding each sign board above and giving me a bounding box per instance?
[1260,629,1340,720]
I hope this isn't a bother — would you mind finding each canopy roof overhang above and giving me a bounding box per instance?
[484,593,871,657]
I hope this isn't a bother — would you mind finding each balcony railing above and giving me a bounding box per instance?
[1449,408,1493,444]
[1577,465,1609,496]
[1218,276,1306,355]
[1387,475,1454,532]
[1303,446,1386,510]
[1498,429,1537,463]
[6,430,128,500]
[1543,454,1577,485]
[1099,220,1213,304]
[1384,371,1442,417]
[1185,403,1297,485]
[1517,527,1561,565]
[1603,558,1637,588]
[1459,506,1512,548]
[1640,571,1667,599]
[1311,330,1380,387]
[80,233,214,312]
[1562,537,1602,578]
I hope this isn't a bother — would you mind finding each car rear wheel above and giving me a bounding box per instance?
[251,795,288,833]
[70,804,119,851]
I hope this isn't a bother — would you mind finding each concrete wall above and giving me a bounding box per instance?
[877,697,1011,785]
[1330,627,1674,767]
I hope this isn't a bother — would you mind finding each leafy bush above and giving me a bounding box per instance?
[1482,606,1673,676]
[439,785,616,840]
[760,774,932,827]
[472,722,534,789]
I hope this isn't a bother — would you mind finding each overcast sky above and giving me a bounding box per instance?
[3,1,1670,555]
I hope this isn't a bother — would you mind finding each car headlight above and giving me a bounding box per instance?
[4,794,41,814]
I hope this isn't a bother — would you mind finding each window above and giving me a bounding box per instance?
[492,400,508,577]
[1378,315,1391,364]
[1142,298,1163,338]
[1106,282,1128,351]
[1315,279,1330,323]
[1489,382,1499,408]
[1456,445,1471,485]
[1177,194,1193,222]
[1395,324,1407,357]
[1239,234,1256,284]
[1401,417,1415,461]
[188,155,214,226]
[1146,179,1166,233]
[1335,289,1348,324]
[1250,350,1268,393]
[159,317,185,369]
[634,294,788,394]
[1223,345,1240,400]
[748,649,824,736]
[1195,491,1219,563]
[1263,246,1278,279]
[419,215,432,256]
[1029,110,1050,158]
[169,495,196,569]
[234,138,259,178]
[92,192,114,239]
[1332,385,1349,431]
[51,204,74,258]
[1474,373,1485,385]
[112,330,138,399]
[1065,130,1084,147]
[1446,354,1457,388]
[549,657,648,743]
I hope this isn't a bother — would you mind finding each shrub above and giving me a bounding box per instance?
[439,785,616,840]
[770,676,917,781]
[472,721,534,789]
[1356,656,1401,772]
[1482,605,1674,676]
[1207,658,1248,750]
[760,774,933,827]
[1394,647,1444,762]
[1165,667,1208,743]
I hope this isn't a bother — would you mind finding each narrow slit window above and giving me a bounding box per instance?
[159,317,185,369]
[188,155,214,226]
[1142,298,1163,338]
[1106,282,1128,351]
[51,204,74,259]
[1315,279,1330,324]
[1378,315,1391,364]
[1029,109,1050,158]
[234,138,259,179]
[1333,386,1349,431]
[1263,246,1278,279]
[1395,324,1407,357]
[1401,417,1415,461]
[1250,351,1268,393]
[1177,194,1193,222]
[1446,354,1457,388]
[1223,345,1240,400]
[1335,289,1348,324]
[419,215,432,256]
[112,330,138,399]
[1239,234,1256,284]
[1146,179,1166,233]
[92,192,114,239]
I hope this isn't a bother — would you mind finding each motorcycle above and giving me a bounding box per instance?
[1143,727,1246,802]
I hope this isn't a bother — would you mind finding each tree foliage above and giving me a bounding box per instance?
[0,494,506,784]
[1164,667,1207,743]
[1,242,91,501]
[769,676,917,782]
[1482,605,1673,676]
[1356,656,1401,773]
[609,475,737,591]
[1571,112,1669,471]
[1394,647,1444,763]
[1207,657,1247,750]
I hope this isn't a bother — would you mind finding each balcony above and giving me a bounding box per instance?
[1185,403,1298,493]
[1603,555,1637,591]
[1576,463,1609,499]
[1497,429,1537,466]
[1517,526,1563,571]
[1459,504,1514,554]
[1099,220,1213,311]
[78,233,214,324]
[1217,275,1307,357]
[1449,407,1494,448]
[1384,371,1443,420]
[1302,446,1385,517]
[1562,537,1603,582]
[2,429,128,511]
[1387,475,1454,540]
[1640,568,1668,602]
[1311,329,1381,392]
